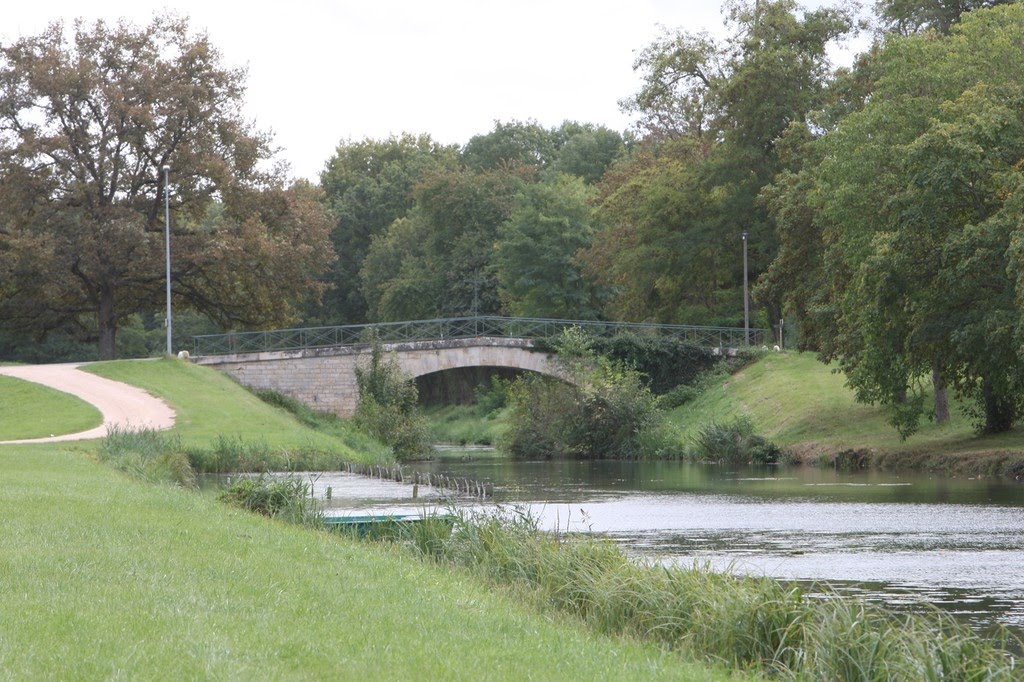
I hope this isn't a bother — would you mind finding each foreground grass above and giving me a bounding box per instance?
[667,352,1024,463]
[0,444,738,680]
[0,375,102,440]
[85,359,387,466]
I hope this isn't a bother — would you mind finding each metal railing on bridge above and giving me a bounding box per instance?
[192,316,770,356]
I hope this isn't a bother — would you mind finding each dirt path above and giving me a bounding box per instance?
[0,363,176,444]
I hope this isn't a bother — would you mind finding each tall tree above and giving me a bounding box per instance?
[875,0,1013,34]
[547,124,627,185]
[494,174,606,319]
[462,120,560,172]
[788,4,1024,434]
[0,15,332,359]
[316,134,458,324]
[360,167,527,321]
[588,0,853,325]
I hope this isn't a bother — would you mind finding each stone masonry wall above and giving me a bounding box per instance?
[194,337,561,417]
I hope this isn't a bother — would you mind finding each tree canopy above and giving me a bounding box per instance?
[316,133,458,324]
[764,3,1024,433]
[0,15,332,359]
[584,0,854,326]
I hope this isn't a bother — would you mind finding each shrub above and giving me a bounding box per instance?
[99,426,195,487]
[690,416,780,464]
[473,375,510,414]
[503,328,664,459]
[354,336,431,461]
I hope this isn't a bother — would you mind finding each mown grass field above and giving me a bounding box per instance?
[667,351,1024,458]
[0,375,102,440]
[0,359,743,680]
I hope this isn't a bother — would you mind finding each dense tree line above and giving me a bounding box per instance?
[3,1,1023,436]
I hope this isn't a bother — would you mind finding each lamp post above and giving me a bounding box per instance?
[742,231,749,345]
[163,165,172,356]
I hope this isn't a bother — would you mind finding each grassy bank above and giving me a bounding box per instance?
[0,375,102,440]
[85,359,388,467]
[667,352,1024,473]
[0,358,738,679]
[0,444,735,679]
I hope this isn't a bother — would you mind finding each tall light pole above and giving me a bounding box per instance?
[742,231,750,345]
[163,165,172,356]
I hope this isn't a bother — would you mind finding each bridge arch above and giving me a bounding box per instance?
[389,339,565,381]
[193,337,568,417]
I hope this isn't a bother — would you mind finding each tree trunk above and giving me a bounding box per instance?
[982,375,1014,434]
[97,287,117,361]
[932,363,949,424]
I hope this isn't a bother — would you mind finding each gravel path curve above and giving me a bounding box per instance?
[0,363,176,444]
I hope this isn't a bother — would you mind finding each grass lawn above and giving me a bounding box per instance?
[85,359,387,464]
[0,375,102,440]
[668,351,1024,458]
[0,357,744,680]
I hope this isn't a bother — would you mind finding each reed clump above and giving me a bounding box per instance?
[219,475,322,526]
[690,416,781,464]
[374,507,1019,680]
[99,426,195,487]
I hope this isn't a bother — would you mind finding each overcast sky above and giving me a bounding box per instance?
[2,1,865,181]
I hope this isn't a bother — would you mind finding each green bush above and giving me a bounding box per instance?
[354,336,432,461]
[99,426,195,487]
[534,332,723,394]
[503,328,664,459]
[473,375,510,414]
[690,416,780,464]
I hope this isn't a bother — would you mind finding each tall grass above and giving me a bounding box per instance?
[219,475,322,526]
[184,435,349,474]
[99,426,195,487]
[102,427,367,482]
[370,507,1020,680]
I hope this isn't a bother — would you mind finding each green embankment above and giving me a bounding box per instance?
[85,359,385,461]
[668,352,1024,462]
[0,359,740,679]
[0,375,102,440]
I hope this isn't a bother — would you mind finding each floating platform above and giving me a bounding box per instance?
[322,513,452,536]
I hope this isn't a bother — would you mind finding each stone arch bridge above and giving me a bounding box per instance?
[192,316,766,417]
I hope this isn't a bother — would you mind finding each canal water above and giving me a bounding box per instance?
[292,457,1024,633]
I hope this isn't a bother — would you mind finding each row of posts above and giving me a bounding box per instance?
[341,462,493,500]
